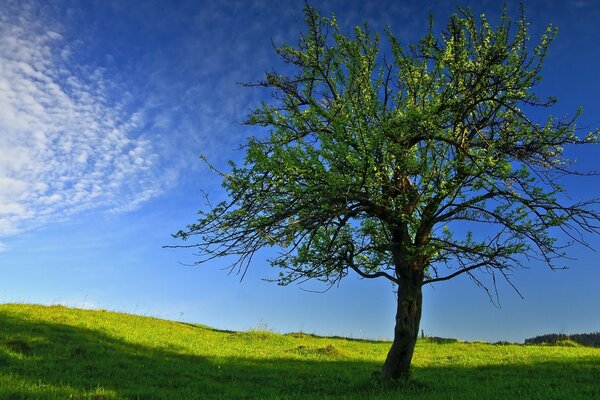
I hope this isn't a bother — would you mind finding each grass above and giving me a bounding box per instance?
[0,304,598,399]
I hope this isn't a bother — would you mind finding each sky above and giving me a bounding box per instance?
[0,0,599,343]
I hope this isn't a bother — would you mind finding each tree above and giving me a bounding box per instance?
[173,4,600,379]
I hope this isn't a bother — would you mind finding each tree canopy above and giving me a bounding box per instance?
[174,4,600,378]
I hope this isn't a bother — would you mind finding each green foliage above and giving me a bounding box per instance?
[1,304,599,399]
[174,4,599,296]
[525,332,600,348]
[555,340,581,348]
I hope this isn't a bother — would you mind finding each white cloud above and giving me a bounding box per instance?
[0,3,164,237]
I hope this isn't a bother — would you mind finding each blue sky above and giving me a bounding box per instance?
[0,0,599,343]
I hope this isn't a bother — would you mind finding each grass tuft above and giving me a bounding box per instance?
[3,340,31,354]
[287,344,343,358]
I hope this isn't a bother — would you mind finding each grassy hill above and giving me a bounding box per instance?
[0,304,598,399]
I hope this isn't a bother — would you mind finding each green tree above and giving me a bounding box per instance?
[174,5,599,379]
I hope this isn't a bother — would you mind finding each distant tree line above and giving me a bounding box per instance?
[525,332,600,347]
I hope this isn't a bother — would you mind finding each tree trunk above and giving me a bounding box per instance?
[380,270,423,380]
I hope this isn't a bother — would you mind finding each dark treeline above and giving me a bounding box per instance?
[525,332,600,347]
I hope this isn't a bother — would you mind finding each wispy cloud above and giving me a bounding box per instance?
[0,2,164,237]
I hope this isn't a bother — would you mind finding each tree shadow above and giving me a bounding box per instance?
[0,310,386,399]
[0,310,598,399]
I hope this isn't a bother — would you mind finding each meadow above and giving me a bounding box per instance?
[0,303,598,399]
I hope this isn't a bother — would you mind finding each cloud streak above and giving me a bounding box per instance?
[0,2,163,237]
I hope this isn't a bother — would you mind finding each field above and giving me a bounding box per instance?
[0,304,598,399]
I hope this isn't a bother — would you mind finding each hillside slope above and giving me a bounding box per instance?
[0,303,598,399]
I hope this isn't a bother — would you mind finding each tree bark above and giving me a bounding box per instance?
[380,269,423,380]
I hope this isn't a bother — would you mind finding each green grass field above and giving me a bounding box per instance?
[0,303,598,399]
